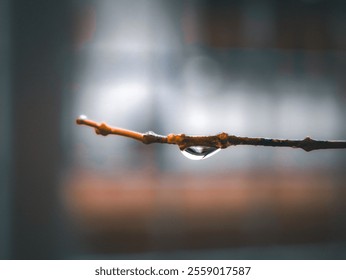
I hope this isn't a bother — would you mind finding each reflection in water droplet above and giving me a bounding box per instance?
[181,146,221,160]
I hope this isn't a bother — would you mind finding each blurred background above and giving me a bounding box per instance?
[1,0,346,259]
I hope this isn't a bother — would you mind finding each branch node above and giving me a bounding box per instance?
[95,123,111,136]
[167,133,185,145]
[298,136,315,152]
[217,132,229,148]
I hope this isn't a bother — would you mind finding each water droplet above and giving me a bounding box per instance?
[78,114,87,120]
[181,146,221,160]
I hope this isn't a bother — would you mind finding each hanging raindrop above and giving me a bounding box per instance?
[180,146,221,160]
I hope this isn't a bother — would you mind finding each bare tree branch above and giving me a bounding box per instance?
[76,116,346,152]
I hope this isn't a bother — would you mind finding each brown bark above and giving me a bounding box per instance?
[76,116,346,152]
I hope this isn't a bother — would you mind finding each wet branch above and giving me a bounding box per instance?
[76,116,346,152]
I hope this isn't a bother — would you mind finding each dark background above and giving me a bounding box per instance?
[1,0,346,259]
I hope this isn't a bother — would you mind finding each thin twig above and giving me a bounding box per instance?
[76,116,346,152]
